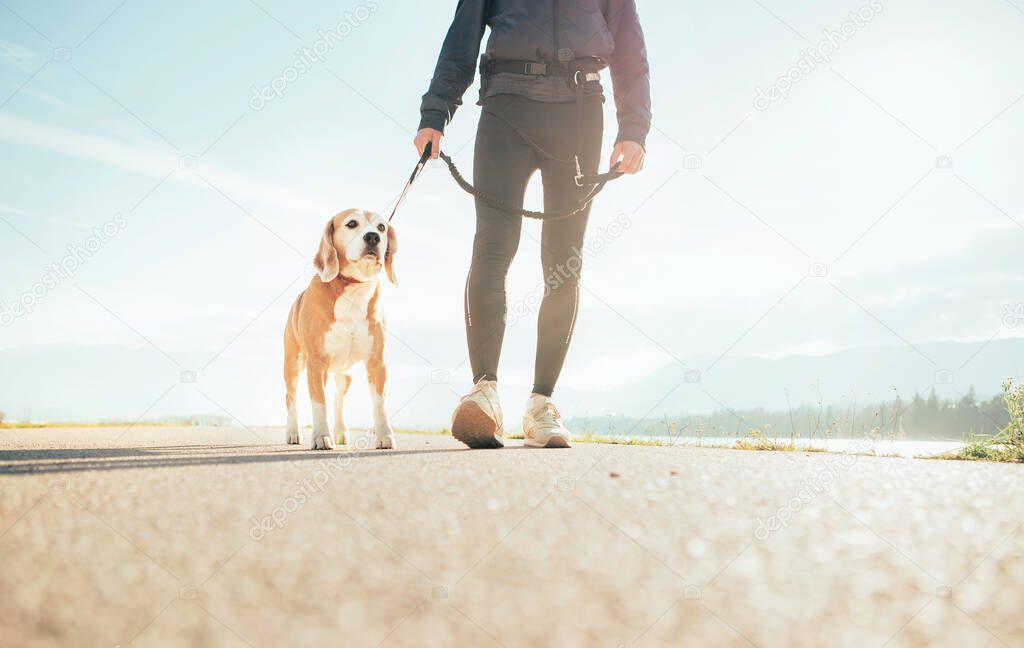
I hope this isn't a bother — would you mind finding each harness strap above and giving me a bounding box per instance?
[484,57,605,80]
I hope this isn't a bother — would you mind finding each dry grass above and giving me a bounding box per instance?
[572,433,726,448]
[943,380,1024,464]
[0,422,176,430]
[357,428,852,456]
[730,428,827,453]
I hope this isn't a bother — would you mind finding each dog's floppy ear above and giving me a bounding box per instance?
[384,223,398,285]
[314,218,340,282]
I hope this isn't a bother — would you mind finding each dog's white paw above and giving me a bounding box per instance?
[286,428,301,445]
[335,428,349,446]
[311,433,336,451]
[375,432,396,450]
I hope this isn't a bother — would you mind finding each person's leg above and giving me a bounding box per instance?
[465,96,537,383]
[452,96,539,449]
[532,219,588,397]
[533,98,604,397]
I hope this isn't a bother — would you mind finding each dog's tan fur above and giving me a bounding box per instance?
[284,209,397,450]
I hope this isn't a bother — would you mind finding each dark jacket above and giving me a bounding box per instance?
[419,0,652,146]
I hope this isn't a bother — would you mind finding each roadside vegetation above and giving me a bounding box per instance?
[945,380,1024,463]
[0,421,177,429]
[572,433,723,448]
[732,429,826,452]
[5,381,1021,463]
[570,388,1009,443]
[0,414,233,429]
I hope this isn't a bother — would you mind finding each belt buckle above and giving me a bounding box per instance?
[525,62,547,75]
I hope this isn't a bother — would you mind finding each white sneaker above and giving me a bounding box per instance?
[522,394,571,448]
[451,380,504,449]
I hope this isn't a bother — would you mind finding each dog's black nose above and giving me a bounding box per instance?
[363,231,380,246]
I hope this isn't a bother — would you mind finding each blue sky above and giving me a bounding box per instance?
[1,0,1023,423]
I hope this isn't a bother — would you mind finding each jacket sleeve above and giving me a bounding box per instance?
[605,0,652,147]
[418,1,488,133]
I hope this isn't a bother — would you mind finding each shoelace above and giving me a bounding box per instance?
[532,402,562,424]
[462,380,497,402]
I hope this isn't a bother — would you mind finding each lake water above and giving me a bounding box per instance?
[600,436,966,458]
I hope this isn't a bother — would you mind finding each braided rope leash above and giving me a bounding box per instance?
[388,141,624,223]
[437,150,622,221]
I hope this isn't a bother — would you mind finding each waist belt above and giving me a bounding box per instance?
[484,58,603,86]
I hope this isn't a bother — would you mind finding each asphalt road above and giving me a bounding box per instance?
[1,426,1022,647]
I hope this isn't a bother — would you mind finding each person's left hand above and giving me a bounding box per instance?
[609,141,645,174]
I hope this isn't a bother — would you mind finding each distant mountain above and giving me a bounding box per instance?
[0,339,1020,428]
[0,343,461,428]
[556,339,1023,420]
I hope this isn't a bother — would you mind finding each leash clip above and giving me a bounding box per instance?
[573,155,585,188]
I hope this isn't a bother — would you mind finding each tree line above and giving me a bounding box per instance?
[572,388,1010,441]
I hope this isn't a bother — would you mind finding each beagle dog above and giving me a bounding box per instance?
[284,209,397,450]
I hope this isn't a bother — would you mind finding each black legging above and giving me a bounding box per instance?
[466,93,603,396]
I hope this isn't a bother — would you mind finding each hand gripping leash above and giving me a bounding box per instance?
[388,141,623,223]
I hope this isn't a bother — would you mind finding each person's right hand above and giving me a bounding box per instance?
[413,128,443,159]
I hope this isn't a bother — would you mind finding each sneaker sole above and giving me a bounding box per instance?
[451,401,504,449]
[523,433,571,448]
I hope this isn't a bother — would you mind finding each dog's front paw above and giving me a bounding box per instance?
[286,428,301,445]
[311,433,336,451]
[375,431,396,450]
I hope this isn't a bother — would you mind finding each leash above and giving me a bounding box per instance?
[386,144,433,222]
[388,142,623,222]
[388,57,625,222]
